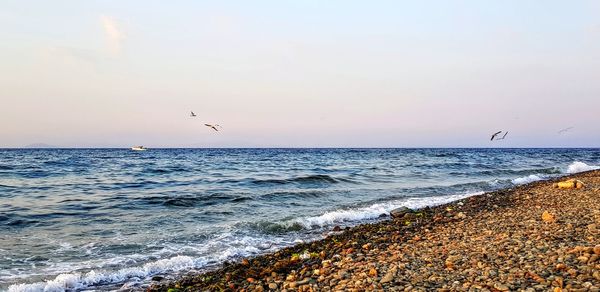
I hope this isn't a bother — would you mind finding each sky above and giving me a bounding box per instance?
[1,0,599,148]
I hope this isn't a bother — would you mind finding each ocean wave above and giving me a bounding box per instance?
[250,174,355,185]
[144,166,189,174]
[43,160,70,167]
[4,219,40,227]
[289,191,484,229]
[505,161,599,185]
[433,152,462,158]
[511,174,545,185]
[230,196,253,203]
[2,212,113,229]
[0,211,45,228]
[566,161,599,174]
[138,193,235,208]
[494,161,599,186]
[145,168,170,174]
[245,221,306,234]
[6,232,292,292]
[16,170,54,179]
[241,191,486,234]
[7,256,195,292]
[478,167,561,176]
[0,165,14,170]
[260,190,329,200]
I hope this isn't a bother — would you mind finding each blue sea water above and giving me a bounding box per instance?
[1,148,599,291]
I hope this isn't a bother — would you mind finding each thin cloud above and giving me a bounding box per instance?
[42,46,98,64]
[100,15,125,54]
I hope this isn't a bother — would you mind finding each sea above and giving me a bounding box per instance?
[1,148,599,291]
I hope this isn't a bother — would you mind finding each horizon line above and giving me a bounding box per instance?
[2,147,600,150]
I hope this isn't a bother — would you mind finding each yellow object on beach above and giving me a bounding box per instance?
[542,211,555,223]
[553,179,584,189]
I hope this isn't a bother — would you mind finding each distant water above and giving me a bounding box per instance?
[1,148,599,291]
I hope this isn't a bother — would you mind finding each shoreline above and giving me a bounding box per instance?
[148,170,600,291]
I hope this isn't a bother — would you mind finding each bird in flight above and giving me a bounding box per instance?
[558,126,574,134]
[496,131,509,140]
[190,111,197,117]
[490,131,502,141]
[205,124,221,132]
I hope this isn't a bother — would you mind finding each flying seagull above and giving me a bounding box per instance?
[490,131,502,141]
[190,111,197,117]
[205,124,221,132]
[496,131,509,140]
[558,126,574,134]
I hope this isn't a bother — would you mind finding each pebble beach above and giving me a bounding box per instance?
[149,170,600,291]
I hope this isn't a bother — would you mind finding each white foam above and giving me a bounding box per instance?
[7,283,47,292]
[567,161,599,174]
[511,174,544,185]
[6,233,295,292]
[217,242,261,260]
[294,202,393,228]
[402,191,484,209]
[506,161,599,185]
[487,179,501,187]
[7,256,194,292]
[292,191,484,229]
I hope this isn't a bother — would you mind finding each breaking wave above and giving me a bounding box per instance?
[511,174,544,185]
[566,161,599,174]
[510,161,599,185]
[268,191,485,230]
[7,256,195,292]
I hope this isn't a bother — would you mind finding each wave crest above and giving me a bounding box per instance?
[286,191,484,229]
[7,256,195,292]
[567,161,599,174]
[511,174,544,185]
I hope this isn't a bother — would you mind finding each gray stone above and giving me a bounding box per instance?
[390,207,413,219]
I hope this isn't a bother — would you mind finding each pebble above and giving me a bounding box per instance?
[494,282,509,291]
[390,207,412,218]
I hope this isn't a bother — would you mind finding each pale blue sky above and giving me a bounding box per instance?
[1,1,599,147]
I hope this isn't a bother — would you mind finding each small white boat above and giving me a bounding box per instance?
[131,146,147,151]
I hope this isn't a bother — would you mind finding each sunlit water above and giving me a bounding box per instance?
[1,148,599,291]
